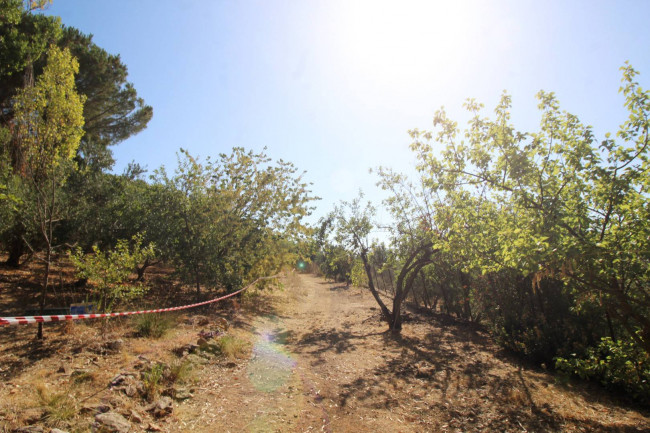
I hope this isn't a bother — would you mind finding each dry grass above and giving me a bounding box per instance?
[216,334,250,360]
[36,384,77,427]
[142,363,165,402]
[1,264,649,433]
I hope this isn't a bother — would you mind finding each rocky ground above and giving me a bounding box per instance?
[1,272,649,432]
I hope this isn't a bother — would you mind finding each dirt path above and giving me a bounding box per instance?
[171,273,650,433]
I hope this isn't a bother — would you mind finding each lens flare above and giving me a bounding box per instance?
[247,318,296,392]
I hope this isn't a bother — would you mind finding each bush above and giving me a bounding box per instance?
[36,385,77,426]
[216,335,249,359]
[70,233,155,313]
[350,259,368,287]
[168,359,193,384]
[142,363,165,402]
[135,313,173,338]
[555,334,650,404]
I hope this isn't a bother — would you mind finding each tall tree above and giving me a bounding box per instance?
[59,27,152,171]
[11,44,85,338]
[150,148,316,296]
[1,3,152,264]
[412,64,650,354]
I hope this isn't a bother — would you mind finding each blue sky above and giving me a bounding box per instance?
[45,0,650,232]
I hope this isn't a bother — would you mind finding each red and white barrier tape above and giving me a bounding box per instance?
[0,274,279,326]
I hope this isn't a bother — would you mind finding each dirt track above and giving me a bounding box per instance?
[170,273,650,433]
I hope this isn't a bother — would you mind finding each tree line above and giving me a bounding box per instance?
[312,64,650,402]
[0,1,316,337]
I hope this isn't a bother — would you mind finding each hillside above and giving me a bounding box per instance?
[1,273,648,432]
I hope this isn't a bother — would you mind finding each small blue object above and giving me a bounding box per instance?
[70,303,95,314]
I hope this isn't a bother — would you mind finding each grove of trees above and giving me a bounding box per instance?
[313,64,650,402]
[0,1,316,338]
[2,0,648,405]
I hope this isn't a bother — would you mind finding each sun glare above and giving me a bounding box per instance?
[332,1,479,98]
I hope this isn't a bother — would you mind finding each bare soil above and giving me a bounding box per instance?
[1,271,649,432]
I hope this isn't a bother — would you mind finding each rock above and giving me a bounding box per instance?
[102,339,124,353]
[224,361,237,369]
[185,354,208,365]
[145,396,173,418]
[133,359,150,371]
[215,317,229,331]
[109,374,128,387]
[146,423,162,432]
[128,410,143,424]
[71,369,91,380]
[198,329,222,340]
[94,412,131,433]
[196,337,208,347]
[82,402,112,415]
[57,363,72,375]
[87,343,103,354]
[172,344,198,357]
[124,384,138,398]
[171,386,192,401]
[50,429,69,433]
[22,408,45,423]
[13,426,44,433]
[185,315,209,326]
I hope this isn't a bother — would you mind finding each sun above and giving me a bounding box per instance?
[330,0,478,96]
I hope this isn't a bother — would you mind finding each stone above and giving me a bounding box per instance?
[129,410,143,424]
[173,343,198,357]
[109,374,128,387]
[71,369,91,379]
[124,384,138,398]
[185,354,208,365]
[50,429,69,433]
[145,396,173,418]
[146,423,162,432]
[57,364,72,375]
[82,402,112,415]
[215,317,229,331]
[185,315,209,326]
[172,386,192,401]
[22,408,45,424]
[102,339,124,353]
[13,426,44,433]
[196,337,208,347]
[94,412,131,433]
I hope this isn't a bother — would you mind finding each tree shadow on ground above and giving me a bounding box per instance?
[0,324,73,380]
[310,309,648,433]
[293,327,385,357]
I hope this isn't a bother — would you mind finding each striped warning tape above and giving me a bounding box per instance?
[0,274,279,326]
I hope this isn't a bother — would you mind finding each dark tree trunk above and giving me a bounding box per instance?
[390,243,436,333]
[6,225,25,268]
[359,248,392,322]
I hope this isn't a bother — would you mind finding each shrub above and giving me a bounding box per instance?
[142,363,165,402]
[350,259,368,287]
[135,313,173,338]
[168,359,193,384]
[216,335,249,360]
[70,233,155,313]
[36,385,77,426]
[555,334,650,404]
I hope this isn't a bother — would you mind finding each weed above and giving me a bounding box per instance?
[36,384,77,426]
[168,359,193,384]
[71,370,95,385]
[142,363,165,402]
[135,313,174,338]
[216,335,249,360]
